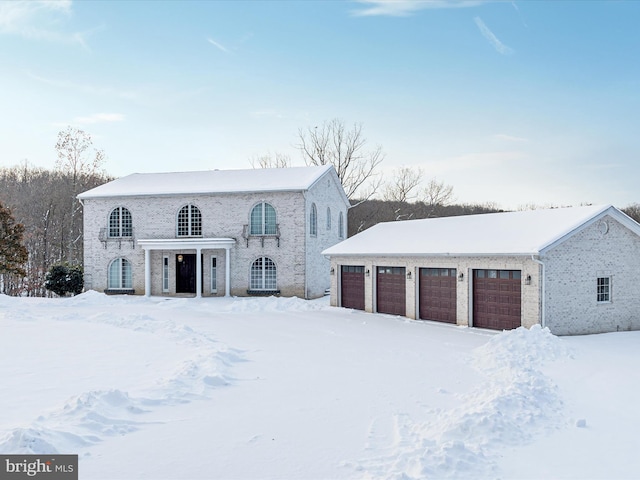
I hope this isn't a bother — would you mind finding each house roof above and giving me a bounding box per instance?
[78,164,340,199]
[323,204,640,257]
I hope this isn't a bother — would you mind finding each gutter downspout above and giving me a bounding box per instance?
[531,254,546,329]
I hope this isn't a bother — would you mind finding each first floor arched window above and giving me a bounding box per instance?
[108,258,132,289]
[250,257,277,290]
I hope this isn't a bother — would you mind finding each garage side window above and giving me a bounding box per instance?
[597,277,611,303]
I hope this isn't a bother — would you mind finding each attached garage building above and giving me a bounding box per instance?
[323,205,640,335]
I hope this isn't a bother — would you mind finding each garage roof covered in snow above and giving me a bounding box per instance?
[78,164,340,199]
[323,205,640,257]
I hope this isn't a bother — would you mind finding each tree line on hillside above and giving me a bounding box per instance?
[1,119,640,296]
[0,127,110,296]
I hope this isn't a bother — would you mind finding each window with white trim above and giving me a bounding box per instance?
[108,258,132,289]
[250,202,277,235]
[177,204,202,237]
[162,256,169,292]
[211,257,217,293]
[250,257,277,290]
[338,211,344,239]
[108,207,132,238]
[310,203,317,236]
[597,276,611,303]
[326,207,331,230]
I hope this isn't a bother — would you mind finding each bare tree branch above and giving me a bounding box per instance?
[298,118,384,200]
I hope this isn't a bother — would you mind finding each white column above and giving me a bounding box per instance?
[225,247,231,297]
[196,247,202,298]
[144,248,151,297]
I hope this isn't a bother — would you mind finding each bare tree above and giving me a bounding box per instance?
[55,126,107,264]
[250,152,292,169]
[383,166,424,203]
[422,178,454,214]
[297,118,384,200]
[622,203,640,223]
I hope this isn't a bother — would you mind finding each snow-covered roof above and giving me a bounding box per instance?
[323,205,639,257]
[78,164,337,199]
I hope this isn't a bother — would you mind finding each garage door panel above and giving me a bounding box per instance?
[473,269,521,330]
[341,266,365,310]
[419,268,457,324]
[377,267,406,316]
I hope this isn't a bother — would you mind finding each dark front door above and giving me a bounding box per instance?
[176,254,196,293]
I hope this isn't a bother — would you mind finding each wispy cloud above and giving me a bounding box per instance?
[493,133,528,143]
[28,72,139,100]
[0,0,92,48]
[207,37,230,54]
[73,113,125,125]
[352,0,491,17]
[474,16,514,55]
[250,110,284,120]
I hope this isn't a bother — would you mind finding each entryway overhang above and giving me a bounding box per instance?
[137,238,236,298]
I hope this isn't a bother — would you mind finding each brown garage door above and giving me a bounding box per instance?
[377,267,406,316]
[341,265,365,310]
[473,269,521,330]
[419,268,457,323]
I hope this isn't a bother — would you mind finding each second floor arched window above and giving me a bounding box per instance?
[250,202,277,235]
[109,207,132,238]
[177,204,202,237]
[310,203,317,236]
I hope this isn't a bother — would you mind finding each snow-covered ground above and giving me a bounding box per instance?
[1,292,639,479]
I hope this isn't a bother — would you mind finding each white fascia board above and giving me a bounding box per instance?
[137,238,236,250]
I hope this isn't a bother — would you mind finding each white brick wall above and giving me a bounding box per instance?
[543,214,640,335]
[82,169,349,298]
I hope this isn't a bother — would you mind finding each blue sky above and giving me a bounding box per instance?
[1,0,639,209]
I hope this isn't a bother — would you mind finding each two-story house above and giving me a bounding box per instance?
[78,165,349,298]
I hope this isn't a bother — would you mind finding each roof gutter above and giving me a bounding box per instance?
[531,254,546,329]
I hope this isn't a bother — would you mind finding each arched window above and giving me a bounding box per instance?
[177,204,202,237]
[310,203,317,236]
[108,258,132,289]
[338,211,344,239]
[250,257,277,290]
[250,202,277,235]
[108,207,132,238]
[326,207,332,230]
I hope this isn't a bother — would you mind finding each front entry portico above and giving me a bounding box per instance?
[137,238,235,297]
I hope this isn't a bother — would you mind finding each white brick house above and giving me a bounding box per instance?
[323,205,640,335]
[78,165,349,299]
